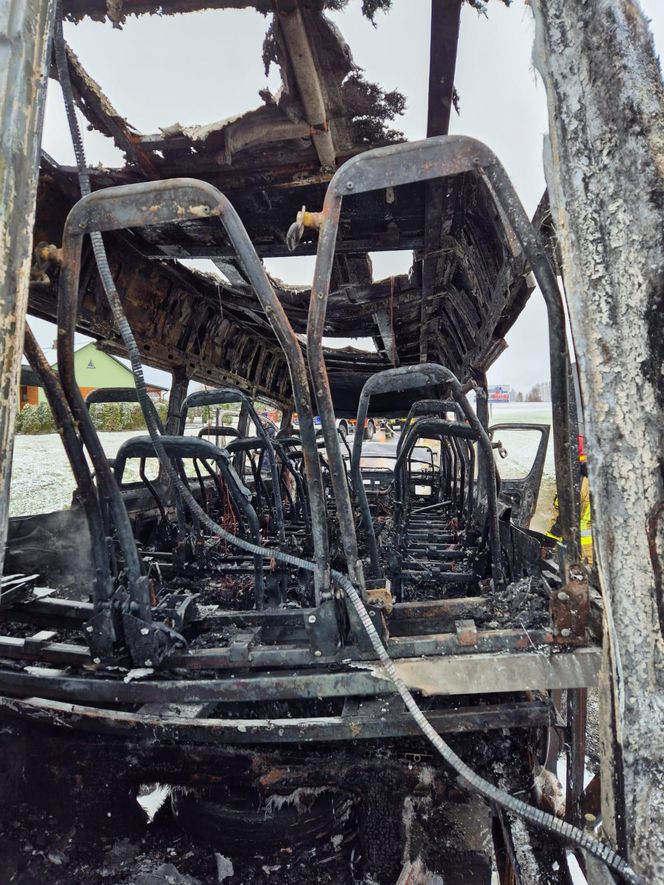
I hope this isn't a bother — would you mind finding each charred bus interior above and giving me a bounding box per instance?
[0,2,641,884]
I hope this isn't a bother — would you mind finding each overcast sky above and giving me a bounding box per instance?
[35,0,664,395]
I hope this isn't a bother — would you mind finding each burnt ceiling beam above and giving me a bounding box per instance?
[276,2,337,170]
[420,0,462,362]
[137,236,424,260]
[62,0,274,21]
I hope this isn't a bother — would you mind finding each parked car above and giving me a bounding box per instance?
[292,414,376,440]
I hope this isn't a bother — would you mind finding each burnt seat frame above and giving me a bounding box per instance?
[113,435,266,607]
[307,135,579,585]
[348,364,503,588]
[394,416,478,536]
[84,386,165,435]
[58,179,330,619]
[0,165,594,742]
[179,388,286,543]
[224,436,310,535]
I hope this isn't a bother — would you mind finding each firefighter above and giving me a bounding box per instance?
[546,437,593,564]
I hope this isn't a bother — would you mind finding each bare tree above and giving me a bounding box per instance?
[531,1,664,878]
[526,384,542,403]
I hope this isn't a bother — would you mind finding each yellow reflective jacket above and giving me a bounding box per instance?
[546,476,593,564]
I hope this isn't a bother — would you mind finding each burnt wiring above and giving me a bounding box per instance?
[53,9,640,882]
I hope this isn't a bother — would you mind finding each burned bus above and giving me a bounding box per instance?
[0,2,651,883]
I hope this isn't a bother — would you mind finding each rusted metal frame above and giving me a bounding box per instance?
[0,665,396,705]
[246,449,267,515]
[168,627,557,670]
[113,434,266,605]
[198,426,240,441]
[63,178,330,599]
[22,326,115,649]
[58,237,152,621]
[419,184,445,363]
[450,434,467,515]
[0,624,555,670]
[397,399,465,452]
[180,388,285,542]
[309,135,577,570]
[191,457,211,512]
[204,200,331,600]
[419,0,463,361]
[566,687,588,826]
[0,0,55,577]
[349,364,501,586]
[138,456,170,526]
[6,595,492,646]
[411,427,459,511]
[276,3,336,170]
[397,400,475,520]
[225,435,294,532]
[0,694,552,743]
[274,440,310,530]
[136,234,425,261]
[479,161,578,561]
[165,366,190,435]
[394,418,477,550]
[427,0,462,138]
[400,401,474,520]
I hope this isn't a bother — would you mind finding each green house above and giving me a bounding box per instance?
[32,342,166,404]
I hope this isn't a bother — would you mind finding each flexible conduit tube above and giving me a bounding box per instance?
[53,12,152,619]
[53,14,639,882]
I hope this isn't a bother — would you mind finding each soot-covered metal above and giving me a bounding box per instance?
[0,2,628,884]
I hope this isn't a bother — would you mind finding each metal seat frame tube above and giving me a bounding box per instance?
[85,387,165,434]
[394,417,479,551]
[179,388,285,543]
[60,179,330,602]
[308,135,578,567]
[345,364,502,586]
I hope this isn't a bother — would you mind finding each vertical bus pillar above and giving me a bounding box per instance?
[0,0,55,575]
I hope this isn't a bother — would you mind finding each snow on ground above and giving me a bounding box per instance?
[8,403,556,530]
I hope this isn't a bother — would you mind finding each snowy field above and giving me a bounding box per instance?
[8,402,556,531]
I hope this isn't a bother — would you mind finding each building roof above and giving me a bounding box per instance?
[22,342,167,391]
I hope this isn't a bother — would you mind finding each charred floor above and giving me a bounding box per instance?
[0,1,639,884]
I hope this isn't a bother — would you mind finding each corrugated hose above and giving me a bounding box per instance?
[53,9,640,882]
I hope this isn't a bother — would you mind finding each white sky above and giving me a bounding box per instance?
[34,0,664,395]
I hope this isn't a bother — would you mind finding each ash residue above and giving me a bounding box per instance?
[478,575,551,631]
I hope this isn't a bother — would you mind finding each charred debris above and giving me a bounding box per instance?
[0,1,657,883]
